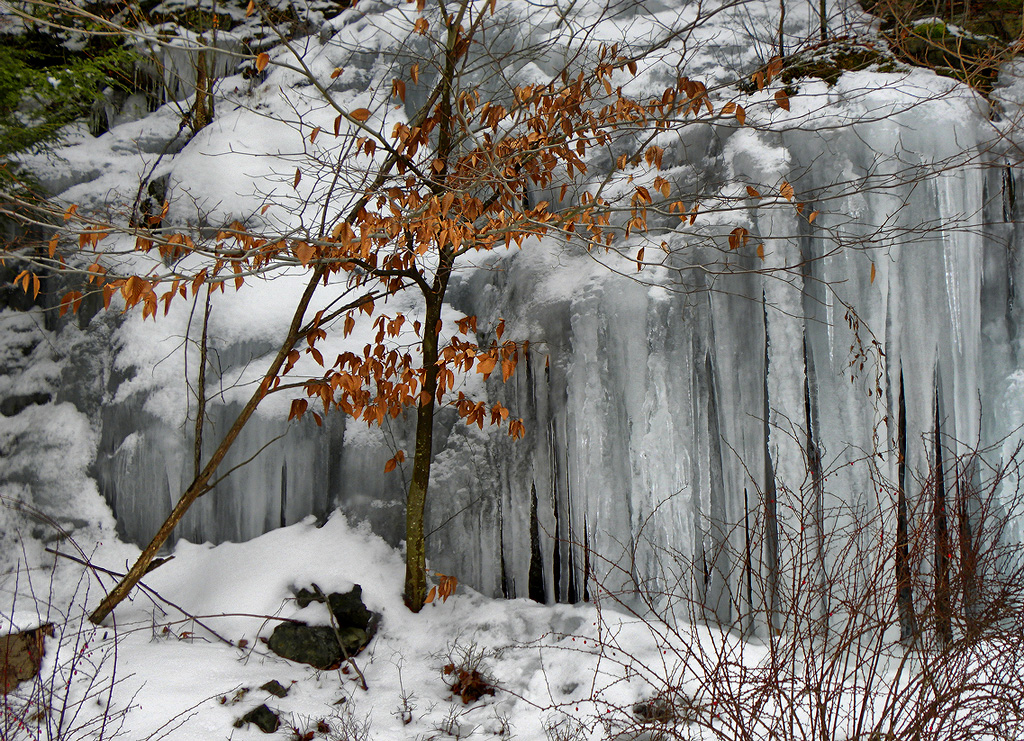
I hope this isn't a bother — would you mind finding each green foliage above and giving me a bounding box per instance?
[0,38,136,167]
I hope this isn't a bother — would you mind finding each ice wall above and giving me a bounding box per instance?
[416,72,1024,625]
[84,74,1024,629]
[41,1,1024,633]
[88,72,1021,623]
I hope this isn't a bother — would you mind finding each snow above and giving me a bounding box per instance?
[4,0,1024,734]
[0,511,713,740]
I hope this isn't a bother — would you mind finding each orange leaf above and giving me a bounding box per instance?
[477,355,497,378]
[780,181,794,202]
[59,290,82,317]
[330,67,343,79]
[774,88,790,111]
[255,52,270,72]
[729,227,748,250]
[410,64,419,84]
[735,104,746,125]
[293,168,302,189]
[309,127,320,143]
[746,185,760,199]
[192,270,207,296]
[425,586,437,604]
[757,244,765,259]
[870,262,876,284]
[295,242,314,267]
[808,210,819,223]
[379,448,404,472]
[245,0,255,16]
[289,398,308,421]
[350,108,371,122]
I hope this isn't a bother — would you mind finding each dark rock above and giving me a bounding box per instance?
[260,679,289,698]
[269,584,379,668]
[326,586,375,629]
[1,623,54,694]
[267,624,341,669]
[240,704,279,733]
[293,584,374,630]
[267,623,370,670]
[0,393,52,417]
[632,692,701,724]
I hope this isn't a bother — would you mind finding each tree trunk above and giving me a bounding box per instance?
[404,16,459,611]
[404,269,449,612]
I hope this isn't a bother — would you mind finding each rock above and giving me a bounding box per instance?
[293,584,375,630]
[2,624,54,694]
[240,704,280,733]
[326,587,375,629]
[0,392,52,417]
[267,584,380,669]
[260,679,289,698]
[266,623,369,670]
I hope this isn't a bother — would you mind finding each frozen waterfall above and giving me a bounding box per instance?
[10,0,1019,638]
[79,69,1024,636]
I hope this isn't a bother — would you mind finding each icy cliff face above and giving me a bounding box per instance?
[25,0,1024,626]
[422,70,1024,622]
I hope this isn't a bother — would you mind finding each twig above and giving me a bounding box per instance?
[311,584,369,691]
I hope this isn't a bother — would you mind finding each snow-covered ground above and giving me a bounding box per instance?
[4,504,1021,741]
[0,511,719,741]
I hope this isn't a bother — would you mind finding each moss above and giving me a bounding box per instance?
[856,0,1019,93]
[764,42,908,89]
[911,20,948,39]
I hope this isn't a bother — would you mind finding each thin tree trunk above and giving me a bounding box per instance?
[404,261,451,612]
[404,8,460,612]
